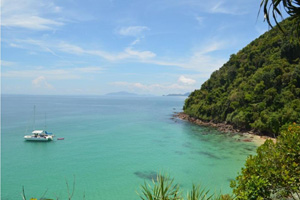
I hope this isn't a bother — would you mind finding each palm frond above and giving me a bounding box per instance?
[138,173,183,200]
[260,0,300,32]
[187,184,213,200]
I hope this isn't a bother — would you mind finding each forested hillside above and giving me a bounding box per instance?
[183,18,300,136]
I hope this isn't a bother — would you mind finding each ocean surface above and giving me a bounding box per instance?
[1,94,258,200]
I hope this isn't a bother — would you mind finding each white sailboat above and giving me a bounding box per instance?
[24,106,54,142]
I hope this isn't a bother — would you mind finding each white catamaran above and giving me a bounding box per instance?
[24,106,54,142]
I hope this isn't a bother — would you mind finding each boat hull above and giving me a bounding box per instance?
[24,136,53,142]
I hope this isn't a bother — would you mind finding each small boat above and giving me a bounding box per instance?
[24,106,54,142]
[57,138,64,140]
[24,130,54,141]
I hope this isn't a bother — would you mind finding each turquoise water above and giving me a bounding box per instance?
[1,95,257,200]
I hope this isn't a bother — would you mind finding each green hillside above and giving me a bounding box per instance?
[183,18,300,136]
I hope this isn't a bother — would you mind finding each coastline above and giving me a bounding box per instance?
[174,112,276,146]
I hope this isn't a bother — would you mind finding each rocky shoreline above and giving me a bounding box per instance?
[174,112,276,145]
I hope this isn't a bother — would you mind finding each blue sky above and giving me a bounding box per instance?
[1,0,275,95]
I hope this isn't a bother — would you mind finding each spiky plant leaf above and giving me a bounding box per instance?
[260,0,300,31]
[186,184,213,200]
[138,173,183,200]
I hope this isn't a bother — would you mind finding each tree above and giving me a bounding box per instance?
[138,173,233,200]
[260,0,300,30]
[183,18,300,136]
[231,123,300,199]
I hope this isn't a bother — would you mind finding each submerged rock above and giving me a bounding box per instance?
[134,171,159,181]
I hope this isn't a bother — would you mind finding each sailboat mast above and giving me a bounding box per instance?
[33,105,36,130]
[44,113,47,130]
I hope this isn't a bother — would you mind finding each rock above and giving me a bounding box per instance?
[173,112,275,142]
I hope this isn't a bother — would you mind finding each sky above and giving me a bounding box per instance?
[1,0,276,95]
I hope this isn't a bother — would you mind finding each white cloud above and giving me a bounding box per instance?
[2,66,103,80]
[179,0,248,15]
[74,67,103,73]
[3,69,79,80]
[58,42,85,55]
[199,41,225,54]
[8,37,226,74]
[111,81,197,95]
[32,76,54,89]
[130,38,141,46]
[124,47,156,59]
[112,81,187,90]
[58,42,156,61]
[57,40,225,72]
[178,76,196,85]
[9,39,156,62]
[1,0,64,30]
[16,39,59,56]
[143,40,227,72]
[180,49,226,71]
[10,43,24,48]
[118,26,149,37]
[209,1,247,15]
[2,15,63,30]
[1,60,16,67]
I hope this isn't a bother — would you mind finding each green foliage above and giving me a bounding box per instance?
[184,18,300,136]
[186,185,213,200]
[259,0,300,31]
[231,123,300,199]
[138,174,234,200]
[22,176,79,200]
[138,174,181,200]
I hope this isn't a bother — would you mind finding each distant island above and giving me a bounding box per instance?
[105,91,138,96]
[163,92,191,97]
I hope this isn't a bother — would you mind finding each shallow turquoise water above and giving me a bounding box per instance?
[1,95,257,200]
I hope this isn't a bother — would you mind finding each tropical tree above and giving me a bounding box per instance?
[231,123,300,199]
[137,173,233,200]
[260,0,300,30]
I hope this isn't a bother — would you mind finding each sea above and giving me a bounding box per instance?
[1,94,258,200]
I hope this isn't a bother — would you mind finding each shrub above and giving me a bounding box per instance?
[231,123,300,199]
[138,173,234,200]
